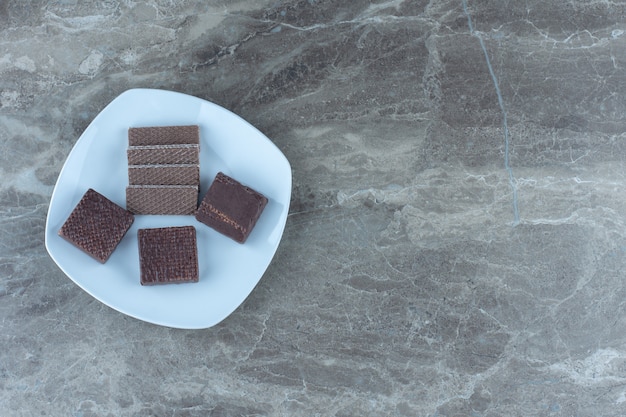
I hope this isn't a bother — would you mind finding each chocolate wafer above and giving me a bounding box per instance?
[126,185,198,215]
[138,226,199,285]
[127,144,199,165]
[196,172,268,243]
[128,164,199,186]
[128,125,199,146]
[58,188,134,263]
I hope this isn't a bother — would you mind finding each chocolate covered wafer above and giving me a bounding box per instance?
[196,172,268,243]
[138,226,199,285]
[128,164,199,186]
[59,188,134,263]
[128,125,199,146]
[126,185,198,215]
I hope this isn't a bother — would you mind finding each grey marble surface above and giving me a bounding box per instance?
[2,0,626,415]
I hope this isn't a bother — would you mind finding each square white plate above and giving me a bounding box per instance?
[45,89,291,329]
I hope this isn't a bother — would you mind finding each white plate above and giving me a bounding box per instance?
[45,89,291,329]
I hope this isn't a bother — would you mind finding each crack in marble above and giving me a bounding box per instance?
[259,13,434,33]
[462,0,520,225]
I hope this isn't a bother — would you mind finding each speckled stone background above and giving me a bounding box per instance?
[2,1,626,416]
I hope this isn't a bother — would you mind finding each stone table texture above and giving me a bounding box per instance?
[2,0,626,416]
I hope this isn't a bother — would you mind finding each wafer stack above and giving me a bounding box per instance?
[126,125,200,215]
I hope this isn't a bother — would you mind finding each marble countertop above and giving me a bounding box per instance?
[2,1,626,415]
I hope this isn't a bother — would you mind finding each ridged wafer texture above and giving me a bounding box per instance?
[128,164,199,185]
[58,188,134,263]
[138,226,199,285]
[127,144,199,165]
[128,125,199,146]
[126,186,198,215]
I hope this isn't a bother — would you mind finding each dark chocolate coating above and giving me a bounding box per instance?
[138,226,199,285]
[196,172,268,243]
[58,188,134,263]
